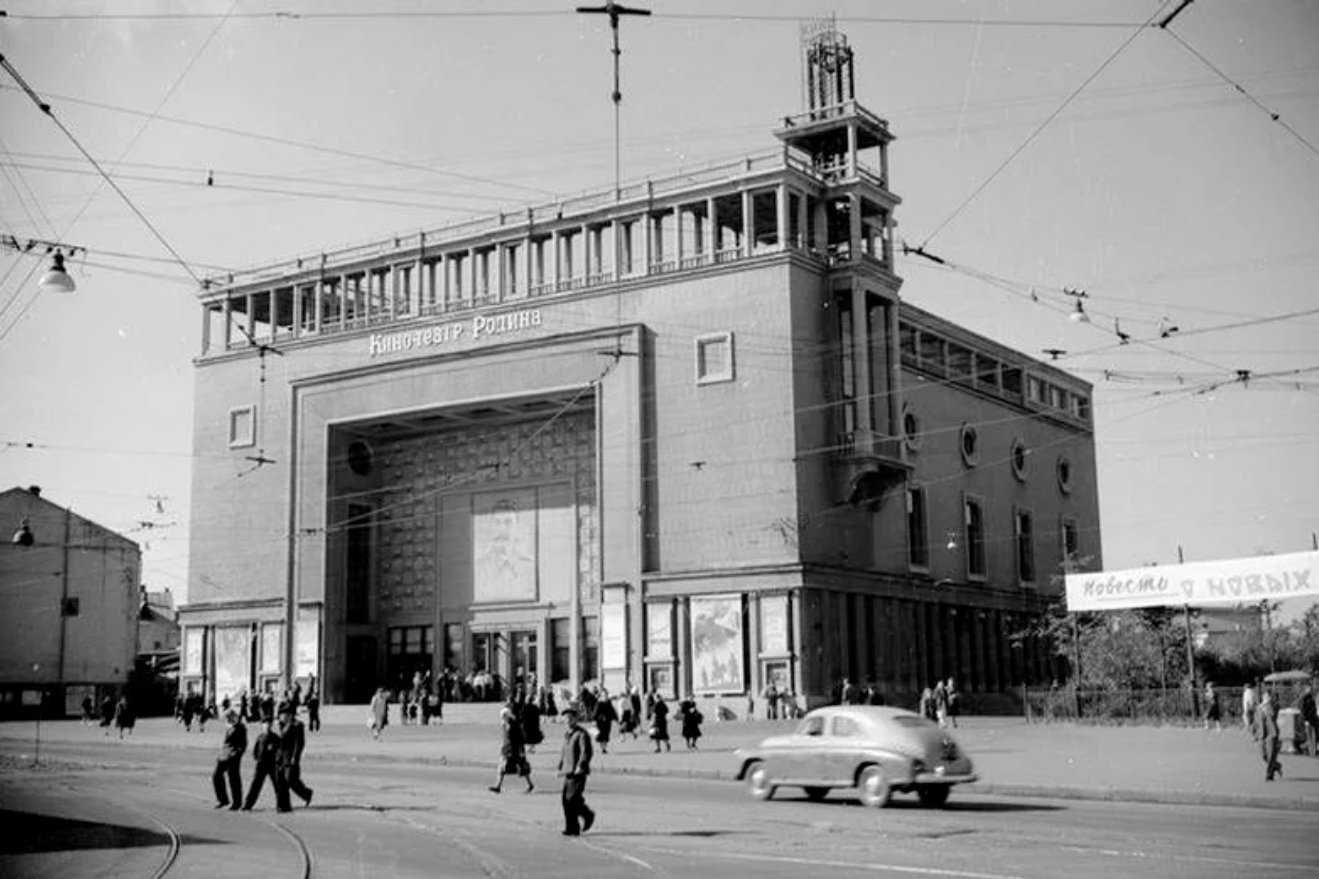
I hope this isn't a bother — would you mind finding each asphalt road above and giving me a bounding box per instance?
[2,742,1316,879]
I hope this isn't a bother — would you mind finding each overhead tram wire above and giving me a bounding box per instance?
[3,9,1148,28]
[919,0,1176,248]
[0,84,560,201]
[0,56,204,287]
[898,244,1318,398]
[1163,29,1319,162]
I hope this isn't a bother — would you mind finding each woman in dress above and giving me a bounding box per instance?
[593,689,618,754]
[649,693,671,753]
[369,687,389,740]
[488,703,534,793]
[678,694,704,750]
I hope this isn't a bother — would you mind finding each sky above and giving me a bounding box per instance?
[1,0,1317,621]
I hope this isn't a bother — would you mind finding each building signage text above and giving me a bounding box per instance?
[1065,550,1319,612]
[368,308,543,358]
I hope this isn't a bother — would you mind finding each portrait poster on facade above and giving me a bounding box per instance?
[646,602,672,658]
[760,594,789,655]
[183,628,204,675]
[472,488,538,603]
[601,602,627,669]
[213,627,250,701]
[690,594,745,693]
[261,623,282,674]
[295,613,319,680]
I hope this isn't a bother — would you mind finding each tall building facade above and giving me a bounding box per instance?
[0,486,141,717]
[179,28,1099,709]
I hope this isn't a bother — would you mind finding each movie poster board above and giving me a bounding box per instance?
[689,594,745,694]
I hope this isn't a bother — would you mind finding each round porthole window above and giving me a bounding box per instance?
[347,440,373,476]
[959,424,980,466]
[902,407,922,451]
[1057,455,1073,494]
[1011,438,1029,482]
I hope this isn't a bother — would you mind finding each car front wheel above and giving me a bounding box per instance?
[856,765,891,808]
[745,761,776,801]
[917,784,951,808]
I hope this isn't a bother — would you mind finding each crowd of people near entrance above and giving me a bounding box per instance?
[173,678,322,734]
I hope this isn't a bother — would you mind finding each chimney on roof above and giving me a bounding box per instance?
[27,486,41,497]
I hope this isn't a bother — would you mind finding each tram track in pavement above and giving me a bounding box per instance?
[84,776,315,879]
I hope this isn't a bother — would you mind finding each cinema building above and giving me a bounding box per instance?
[179,31,1100,710]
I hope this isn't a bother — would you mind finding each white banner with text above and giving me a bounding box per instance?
[1065,550,1319,612]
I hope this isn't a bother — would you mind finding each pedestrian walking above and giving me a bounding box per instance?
[489,703,535,794]
[762,682,779,720]
[679,694,704,750]
[944,678,958,726]
[1203,682,1222,732]
[522,695,544,753]
[934,679,951,728]
[557,705,595,837]
[274,701,314,812]
[1300,683,1318,757]
[99,692,115,734]
[918,686,936,723]
[305,689,321,732]
[369,687,389,740]
[593,689,617,754]
[1256,689,1282,781]
[114,693,135,739]
[242,719,283,811]
[1242,681,1259,737]
[649,694,671,752]
[212,709,247,810]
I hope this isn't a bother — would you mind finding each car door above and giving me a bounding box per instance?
[779,714,827,782]
[825,714,865,784]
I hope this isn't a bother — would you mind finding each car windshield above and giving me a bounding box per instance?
[797,716,826,736]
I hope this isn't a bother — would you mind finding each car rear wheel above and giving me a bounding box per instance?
[745,761,776,801]
[917,784,951,808]
[803,786,829,801]
[856,765,891,808]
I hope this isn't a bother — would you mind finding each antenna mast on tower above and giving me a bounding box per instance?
[576,1,652,201]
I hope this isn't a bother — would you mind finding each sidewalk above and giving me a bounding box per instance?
[3,705,1316,812]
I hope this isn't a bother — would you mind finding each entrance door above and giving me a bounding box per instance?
[345,635,377,703]
[511,630,538,689]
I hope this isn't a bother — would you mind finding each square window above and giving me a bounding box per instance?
[228,405,256,448]
[695,331,735,384]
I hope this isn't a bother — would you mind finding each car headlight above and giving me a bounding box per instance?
[934,764,946,776]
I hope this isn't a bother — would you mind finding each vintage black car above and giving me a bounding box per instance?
[733,705,976,808]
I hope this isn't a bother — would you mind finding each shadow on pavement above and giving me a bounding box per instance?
[297,803,436,813]
[771,796,1064,813]
[0,809,221,854]
[581,830,744,838]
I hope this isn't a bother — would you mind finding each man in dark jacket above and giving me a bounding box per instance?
[274,701,314,812]
[212,709,247,810]
[557,705,595,836]
[242,719,282,810]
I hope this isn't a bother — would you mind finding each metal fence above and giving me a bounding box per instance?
[1023,686,1248,725]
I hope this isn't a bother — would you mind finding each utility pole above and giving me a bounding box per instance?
[1178,543,1199,720]
[576,1,652,201]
